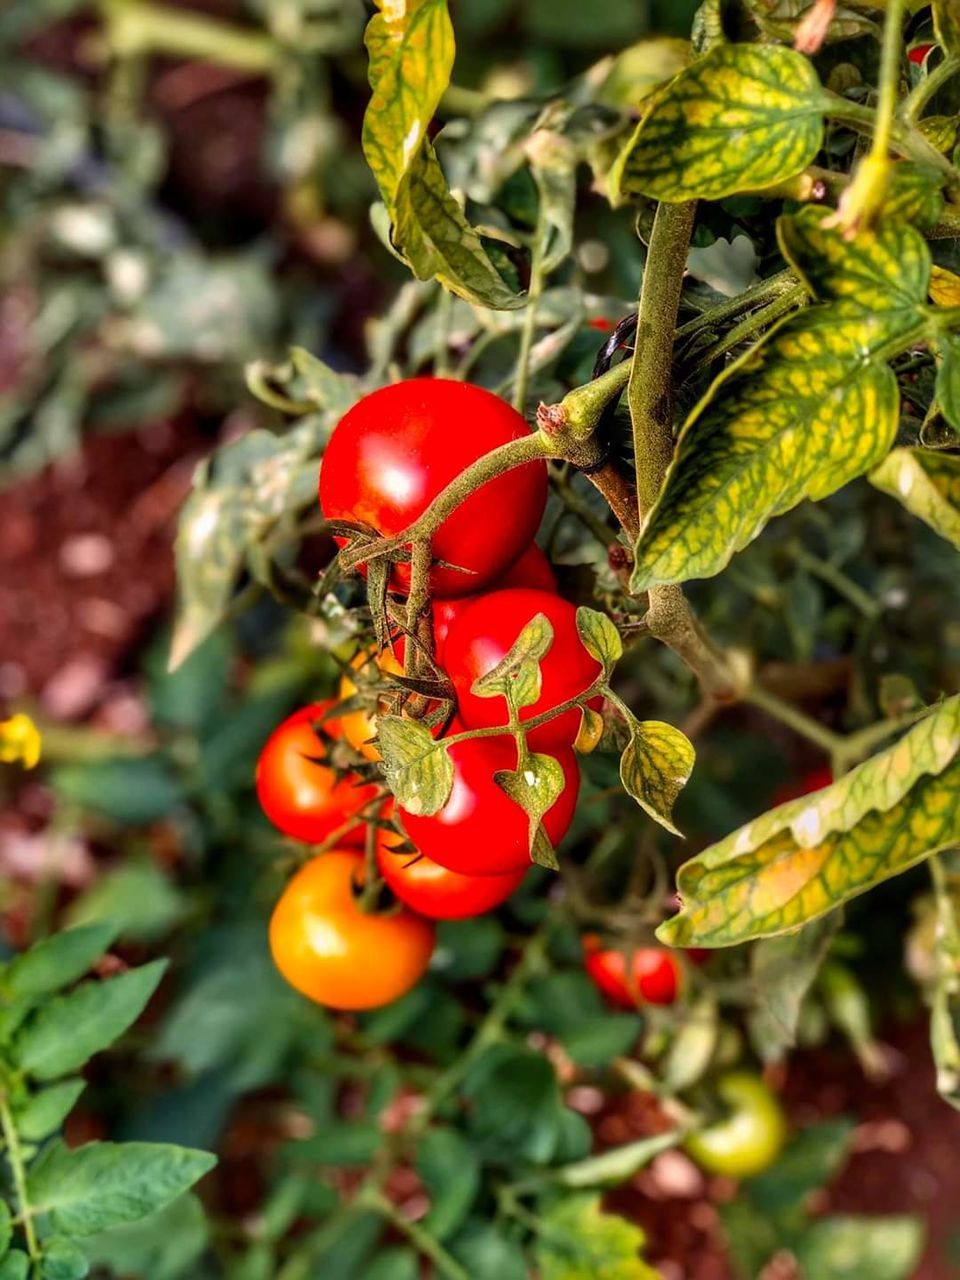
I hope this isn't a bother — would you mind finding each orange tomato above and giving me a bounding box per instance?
[269,849,435,1009]
[338,646,405,762]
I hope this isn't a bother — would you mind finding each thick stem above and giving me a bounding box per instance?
[584,464,640,542]
[100,0,277,70]
[743,683,844,757]
[873,0,908,158]
[1,1094,39,1264]
[645,586,738,702]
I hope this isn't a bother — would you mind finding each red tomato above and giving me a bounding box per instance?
[270,849,434,1009]
[376,829,525,919]
[582,934,682,1007]
[908,42,934,65]
[318,379,548,598]
[771,765,833,806]
[444,588,602,751]
[432,544,558,660]
[399,728,580,876]
[256,703,380,846]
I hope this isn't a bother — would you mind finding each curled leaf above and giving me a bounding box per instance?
[471,613,553,711]
[618,710,695,836]
[575,607,623,675]
[378,716,454,816]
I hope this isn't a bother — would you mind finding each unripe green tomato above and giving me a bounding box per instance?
[685,1071,787,1179]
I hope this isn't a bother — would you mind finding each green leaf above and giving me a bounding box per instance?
[65,861,185,944]
[662,995,718,1090]
[366,1248,419,1280]
[746,1119,854,1217]
[82,1193,209,1280]
[16,960,166,1080]
[560,1014,642,1068]
[618,711,695,836]
[615,43,826,202]
[14,1079,86,1142]
[0,1252,29,1280]
[630,308,903,592]
[659,698,960,947]
[870,448,960,550]
[554,1132,682,1189]
[883,163,945,230]
[536,1195,658,1280]
[51,757,184,826]
[936,334,960,430]
[0,1202,10,1259]
[933,0,960,54]
[744,0,878,44]
[362,1,522,309]
[39,1239,88,1280]
[471,612,554,711]
[575,608,622,675]
[463,1044,562,1165]
[378,716,454,816]
[416,1128,480,1241]
[495,752,565,866]
[748,914,839,1062]
[26,1142,216,1237]
[449,1223,529,1280]
[288,348,359,416]
[4,922,118,1002]
[793,1215,924,1280]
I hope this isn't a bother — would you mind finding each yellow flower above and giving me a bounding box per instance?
[0,715,42,770]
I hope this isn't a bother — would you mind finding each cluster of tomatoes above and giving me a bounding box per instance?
[255,379,686,1014]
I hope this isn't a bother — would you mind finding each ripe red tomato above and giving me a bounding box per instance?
[908,42,934,65]
[318,379,548,598]
[270,849,434,1009]
[256,703,380,846]
[444,588,602,751]
[376,829,525,919]
[772,765,833,806]
[582,934,682,1006]
[399,728,580,876]
[432,543,558,660]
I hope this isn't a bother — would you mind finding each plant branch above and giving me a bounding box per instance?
[363,1192,471,1280]
[0,1093,39,1264]
[743,683,844,758]
[902,53,960,125]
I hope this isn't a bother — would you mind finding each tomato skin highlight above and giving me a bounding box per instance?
[444,588,603,751]
[270,849,435,1010]
[377,832,525,919]
[399,730,580,876]
[684,1071,787,1179]
[256,703,381,847]
[582,935,682,1007]
[318,379,548,598]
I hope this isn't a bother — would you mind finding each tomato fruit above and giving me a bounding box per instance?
[377,830,525,919]
[771,765,833,806]
[318,379,548,598]
[256,703,380,846]
[432,543,557,660]
[444,588,602,750]
[582,935,682,1007]
[270,849,434,1009]
[338,646,405,763]
[399,728,580,876]
[684,1071,787,1179]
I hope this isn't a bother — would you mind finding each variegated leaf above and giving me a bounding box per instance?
[615,43,827,202]
[378,716,453,816]
[870,447,960,549]
[659,698,960,947]
[617,706,695,836]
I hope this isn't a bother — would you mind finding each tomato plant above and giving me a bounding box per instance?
[255,703,381,846]
[269,849,435,1010]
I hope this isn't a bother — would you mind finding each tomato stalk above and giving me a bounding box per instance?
[0,1092,40,1269]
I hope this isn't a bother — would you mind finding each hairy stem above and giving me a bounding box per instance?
[1,1093,39,1264]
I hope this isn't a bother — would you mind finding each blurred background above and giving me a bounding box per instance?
[2,1,960,1277]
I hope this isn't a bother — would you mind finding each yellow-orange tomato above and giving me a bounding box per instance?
[269,849,435,1010]
[338,646,405,762]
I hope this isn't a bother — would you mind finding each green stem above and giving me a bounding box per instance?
[0,1094,39,1265]
[675,269,798,343]
[743,684,844,757]
[835,707,931,770]
[363,1192,470,1280]
[340,433,557,573]
[628,201,697,516]
[788,545,881,620]
[691,284,807,369]
[873,0,908,159]
[434,287,454,378]
[513,242,545,414]
[100,0,278,71]
[902,53,960,125]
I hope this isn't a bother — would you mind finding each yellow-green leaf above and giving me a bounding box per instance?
[575,607,622,675]
[614,43,827,203]
[378,716,453,816]
[917,115,958,156]
[362,1,522,309]
[777,207,931,319]
[744,0,879,44]
[930,264,960,308]
[934,0,960,54]
[630,309,902,592]
[883,162,945,230]
[870,447,960,549]
[536,1195,658,1280]
[495,752,565,869]
[619,712,695,836]
[471,613,553,711]
[659,697,960,948]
